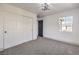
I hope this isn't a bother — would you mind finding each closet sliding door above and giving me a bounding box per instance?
[0,12,4,51]
[4,12,33,49]
[16,15,33,45]
[4,13,18,49]
[22,16,33,42]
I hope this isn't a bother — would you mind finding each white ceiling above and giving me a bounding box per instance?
[9,3,79,18]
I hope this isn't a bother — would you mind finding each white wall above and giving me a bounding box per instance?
[33,17,38,40]
[43,8,79,45]
[0,4,37,49]
[38,18,43,20]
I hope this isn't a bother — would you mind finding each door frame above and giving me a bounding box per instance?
[38,20,43,37]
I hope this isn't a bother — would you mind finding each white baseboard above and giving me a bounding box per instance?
[43,36,79,47]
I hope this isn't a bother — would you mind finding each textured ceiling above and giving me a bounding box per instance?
[9,3,79,18]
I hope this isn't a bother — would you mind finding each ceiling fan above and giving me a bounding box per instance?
[40,3,50,11]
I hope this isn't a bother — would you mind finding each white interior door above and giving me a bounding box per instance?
[4,13,18,49]
[0,12,4,51]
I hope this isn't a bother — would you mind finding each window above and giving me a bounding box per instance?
[59,16,73,32]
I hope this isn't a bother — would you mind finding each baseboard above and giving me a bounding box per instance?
[4,38,37,50]
[43,36,79,47]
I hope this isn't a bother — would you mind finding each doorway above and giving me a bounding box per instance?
[38,20,43,37]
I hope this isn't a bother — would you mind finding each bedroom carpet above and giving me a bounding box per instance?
[0,37,79,55]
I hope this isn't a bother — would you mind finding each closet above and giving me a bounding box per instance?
[0,11,33,51]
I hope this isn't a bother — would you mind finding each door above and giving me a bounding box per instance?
[38,20,43,37]
[4,12,33,49]
[16,16,32,44]
[4,13,18,49]
[23,17,32,41]
[0,12,33,49]
[0,12,4,51]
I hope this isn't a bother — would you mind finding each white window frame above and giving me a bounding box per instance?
[59,16,73,32]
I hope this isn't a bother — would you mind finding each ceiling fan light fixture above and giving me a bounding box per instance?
[40,3,50,11]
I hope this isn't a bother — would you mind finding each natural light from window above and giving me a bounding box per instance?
[59,16,73,32]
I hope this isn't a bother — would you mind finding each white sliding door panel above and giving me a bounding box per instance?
[16,15,26,43]
[4,13,17,49]
[0,12,4,51]
[23,17,32,42]
[16,16,32,45]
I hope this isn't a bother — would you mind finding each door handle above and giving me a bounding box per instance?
[4,31,7,33]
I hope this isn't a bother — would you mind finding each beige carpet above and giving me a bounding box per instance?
[0,37,79,55]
